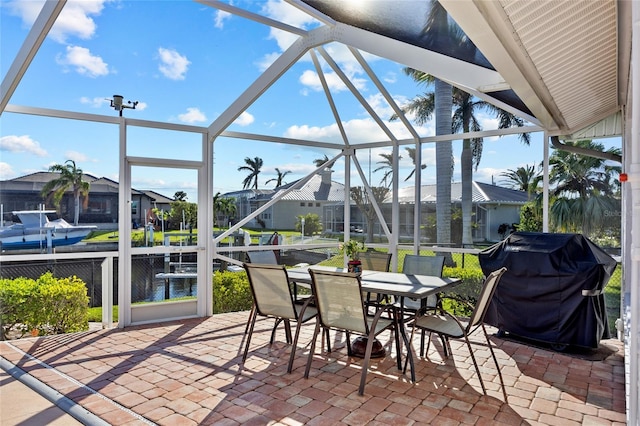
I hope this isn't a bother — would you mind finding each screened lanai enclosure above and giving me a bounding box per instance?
[1,1,639,423]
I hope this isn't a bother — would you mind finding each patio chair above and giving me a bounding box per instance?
[409,267,508,401]
[246,250,279,264]
[244,250,280,333]
[359,251,392,307]
[399,255,446,356]
[242,263,317,373]
[304,269,402,396]
[359,250,392,272]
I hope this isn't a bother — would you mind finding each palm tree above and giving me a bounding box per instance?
[238,156,263,190]
[40,160,90,225]
[424,0,453,247]
[374,147,425,188]
[404,147,427,181]
[373,152,398,188]
[313,154,334,169]
[219,197,237,228]
[400,70,530,245]
[454,90,530,245]
[265,168,291,188]
[501,164,542,200]
[549,140,621,236]
[174,191,187,201]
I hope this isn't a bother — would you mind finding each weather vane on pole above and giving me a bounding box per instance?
[109,94,138,116]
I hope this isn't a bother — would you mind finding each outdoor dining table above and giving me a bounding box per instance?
[286,265,462,382]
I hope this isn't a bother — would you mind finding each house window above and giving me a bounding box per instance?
[300,202,305,207]
[308,202,313,207]
[316,203,320,207]
[131,201,138,215]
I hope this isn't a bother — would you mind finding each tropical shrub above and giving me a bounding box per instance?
[296,213,322,236]
[213,271,252,314]
[441,266,485,316]
[0,273,89,340]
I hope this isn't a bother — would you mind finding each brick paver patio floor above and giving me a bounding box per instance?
[0,311,626,425]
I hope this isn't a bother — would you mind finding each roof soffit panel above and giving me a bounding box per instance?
[503,0,619,133]
[444,0,620,135]
[440,0,560,130]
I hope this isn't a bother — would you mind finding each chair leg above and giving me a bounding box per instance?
[465,337,487,395]
[242,308,258,362]
[284,319,293,344]
[286,320,303,373]
[483,324,508,401]
[404,319,418,374]
[323,327,331,352]
[393,313,402,371]
[270,318,282,344]
[358,330,377,396]
[244,303,256,334]
[345,331,353,356]
[439,333,450,357]
[304,320,321,379]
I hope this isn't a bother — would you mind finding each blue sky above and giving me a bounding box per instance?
[0,0,621,203]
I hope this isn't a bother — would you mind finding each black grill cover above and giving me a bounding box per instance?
[479,232,616,348]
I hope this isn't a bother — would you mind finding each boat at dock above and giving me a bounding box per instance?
[0,210,96,251]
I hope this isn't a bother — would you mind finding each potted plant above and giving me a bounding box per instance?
[339,239,365,273]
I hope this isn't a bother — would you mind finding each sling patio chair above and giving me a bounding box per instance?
[244,250,280,334]
[304,268,402,396]
[409,267,508,401]
[246,250,279,264]
[359,251,392,308]
[398,254,446,356]
[242,263,317,373]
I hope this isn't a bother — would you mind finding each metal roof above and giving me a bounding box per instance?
[238,172,345,202]
[392,181,529,204]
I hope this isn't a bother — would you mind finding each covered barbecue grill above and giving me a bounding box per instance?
[478,232,617,349]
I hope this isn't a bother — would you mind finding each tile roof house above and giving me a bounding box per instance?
[0,172,173,228]
[390,182,530,242]
[224,169,346,230]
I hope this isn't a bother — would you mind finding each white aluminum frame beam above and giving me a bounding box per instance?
[0,0,66,113]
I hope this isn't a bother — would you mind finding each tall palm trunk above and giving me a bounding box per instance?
[435,79,452,245]
[73,190,81,225]
[461,139,473,246]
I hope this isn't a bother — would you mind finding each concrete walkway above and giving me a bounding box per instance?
[1,365,83,425]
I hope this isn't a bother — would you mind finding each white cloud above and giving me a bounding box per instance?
[0,162,15,179]
[157,47,190,80]
[261,0,318,49]
[178,107,207,123]
[132,101,147,111]
[214,10,231,29]
[383,72,397,84]
[56,45,109,77]
[80,96,109,108]
[0,135,48,157]
[284,115,433,145]
[65,150,91,162]
[8,0,107,43]
[256,52,282,72]
[299,69,367,94]
[256,0,321,70]
[234,111,255,126]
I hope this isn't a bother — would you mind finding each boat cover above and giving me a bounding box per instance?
[478,232,617,348]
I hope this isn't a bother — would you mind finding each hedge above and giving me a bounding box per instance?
[0,272,89,340]
[213,271,253,314]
